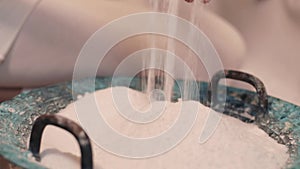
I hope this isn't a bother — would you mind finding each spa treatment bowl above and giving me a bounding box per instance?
[0,73,299,169]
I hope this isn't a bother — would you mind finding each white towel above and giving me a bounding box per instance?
[0,0,41,63]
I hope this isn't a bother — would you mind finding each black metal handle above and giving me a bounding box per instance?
[184,0,211,4]
[29,114,93,169]
[208,70,268,118]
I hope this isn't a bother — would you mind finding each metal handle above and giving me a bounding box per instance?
[208,70,268,119]
[184,0,211,4]
[29,114,93,169]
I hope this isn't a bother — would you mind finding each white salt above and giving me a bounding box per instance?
[39,87,288,169]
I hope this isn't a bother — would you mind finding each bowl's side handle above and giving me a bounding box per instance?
[29,114,93,169]
[207,69,268,119]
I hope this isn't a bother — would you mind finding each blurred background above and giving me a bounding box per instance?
[0,0,299,105]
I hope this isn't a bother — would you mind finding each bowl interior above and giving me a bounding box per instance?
[0,77,299,169]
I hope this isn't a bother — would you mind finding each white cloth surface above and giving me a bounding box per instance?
[0,0,244,85]
[0,0,40,63]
